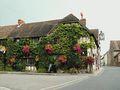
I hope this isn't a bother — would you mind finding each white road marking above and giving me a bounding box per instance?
[41,76,89,90]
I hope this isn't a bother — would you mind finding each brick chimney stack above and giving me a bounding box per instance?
[79,12,86,26]
[17,19,25,27]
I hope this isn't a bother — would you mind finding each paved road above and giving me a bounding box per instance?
[0,73,89,90]
[58,66,120,90]
[1,67,118,90]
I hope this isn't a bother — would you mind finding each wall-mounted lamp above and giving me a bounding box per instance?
[99,31,105,40]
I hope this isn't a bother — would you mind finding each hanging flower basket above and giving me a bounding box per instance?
[86,56,94,65]
[73,43,81,53]
[58,55,67,63]
[45,43,53,54]
[22,44,30,56]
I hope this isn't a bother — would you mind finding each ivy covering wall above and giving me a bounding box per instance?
[38,23,96,70]
[0,23,96,72]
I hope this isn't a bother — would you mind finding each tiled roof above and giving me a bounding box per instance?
[89,29,99,48]
[0,14,80,39]
[0,14,99,46]
[89,29,99,40]
[0,25,16,39]
[59,14,79,23]
[0,20,59,39]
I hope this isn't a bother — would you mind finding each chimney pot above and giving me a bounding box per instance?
[17,19,25,27]
[80,19,86,26]
[80,12,86,26]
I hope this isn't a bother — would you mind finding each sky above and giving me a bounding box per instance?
[0,0,120,55]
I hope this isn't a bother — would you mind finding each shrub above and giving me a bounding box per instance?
[0,60,4,71]
[37,68,47,73]
[12,62,26,71]
[5,65,13,71]
[68,68,79,74]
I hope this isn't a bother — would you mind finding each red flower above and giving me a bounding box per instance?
[22,44,30,56]
[58,55,67,63]
[73,44,81,53]
[8,54,16,65]
[86,56,94,64]
[45,44,53,54]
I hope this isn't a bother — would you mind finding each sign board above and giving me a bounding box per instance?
[99,31,105,40]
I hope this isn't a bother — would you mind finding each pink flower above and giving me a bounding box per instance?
[58,55,67,63]
[86,56,94,64]
[45,44,53,54]
[22,45,30,55]
[73,44,81,53]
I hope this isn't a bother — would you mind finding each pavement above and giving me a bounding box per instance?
[0,67,104,90]
[0,87,11,90]
[0,67,104,76]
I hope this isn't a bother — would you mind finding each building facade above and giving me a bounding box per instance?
[108,40,120,66]
[0,14,100,71]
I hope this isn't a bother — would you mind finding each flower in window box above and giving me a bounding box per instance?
[58,55,67,63]
[45,43,53,54]
[22,44,30,56]
[73,44,81,53]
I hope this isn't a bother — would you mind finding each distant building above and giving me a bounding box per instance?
[101,51,110,66]
[108,40,120,66]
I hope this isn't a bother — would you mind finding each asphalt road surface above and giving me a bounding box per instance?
[0,72,88,90]
[0,67,119,90]
[58,66,120,90]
